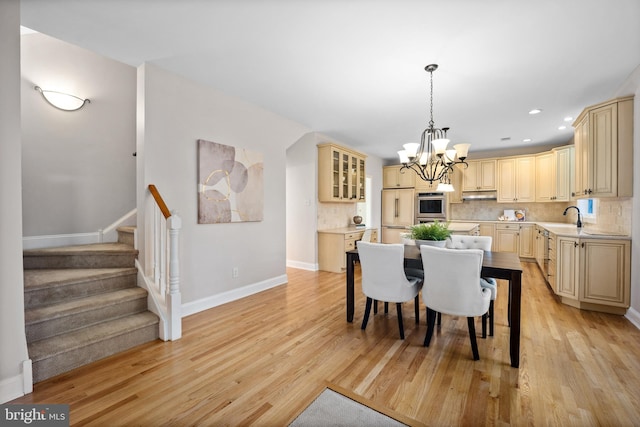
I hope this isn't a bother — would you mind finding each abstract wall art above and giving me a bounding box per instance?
[197,139,264,223]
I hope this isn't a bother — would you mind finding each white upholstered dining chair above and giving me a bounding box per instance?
[357,241,423,339]
[420,244,491,360]
[446,235,497,337]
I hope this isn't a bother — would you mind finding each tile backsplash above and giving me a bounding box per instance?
[450,198,632,235]
[449,201,570,222]
[317,202,358,230]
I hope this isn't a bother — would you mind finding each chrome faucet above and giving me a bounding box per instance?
[563,206,582,228]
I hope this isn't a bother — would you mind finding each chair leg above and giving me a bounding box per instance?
[361,297,372,330]
[437,312,442,326]
[373,299,378,314]
[414,295,420,324]
[482,313,487,339]
[467,317,480,360]
[424,307,437,346]
[396,303,405,339]
[489,300,495,337]
[384,302,389,314]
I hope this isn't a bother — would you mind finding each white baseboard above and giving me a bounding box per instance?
[22,232,102,250]
[286,259,318,271]
[181,274,288,317]
[625,307,640,330]
[0,360,32,404]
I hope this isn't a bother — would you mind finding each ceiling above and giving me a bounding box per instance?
[20,0,640,162]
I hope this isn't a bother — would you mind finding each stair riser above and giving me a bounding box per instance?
[32,324,159,383]
[24,253,137,269]
[25,273,137,308]
[27,297,149,342]
[118,231,135,247]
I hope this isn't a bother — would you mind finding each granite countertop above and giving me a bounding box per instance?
[317,226,373,234]
[536,222,631,240]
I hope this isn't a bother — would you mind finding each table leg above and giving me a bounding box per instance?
[346,252,355,323]
[509,271,522,368]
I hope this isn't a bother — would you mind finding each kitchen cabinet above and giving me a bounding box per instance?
[318,143,367,202]
[447,167,463,204]
[534,225,546,272]
[381,188,414,243]
[495,223,519,253]
[553,145,574,202]
[554,236,631,314]
[383,165,415,188]
[478,223,496,251]
[318,228,377,273]
[536,147,574,202]
[462,159,497,191]
[494,222,534,258]
[497,156,535,203]
[547,232,557,290]
[572,96,634,198]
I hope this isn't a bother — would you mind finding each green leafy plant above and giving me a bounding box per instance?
[409,221,452,241]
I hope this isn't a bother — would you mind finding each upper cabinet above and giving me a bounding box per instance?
[383,165,415,188]
[462,159,497,191]
[497,156,536,203]
[535,146,574,202]
[572,96,634,198]
[318,143,367,202]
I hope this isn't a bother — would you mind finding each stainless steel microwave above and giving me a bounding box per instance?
[415,192,447,222]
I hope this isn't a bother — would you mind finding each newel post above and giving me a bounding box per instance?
[167,211,182,340]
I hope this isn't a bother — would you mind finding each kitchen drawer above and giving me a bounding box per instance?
[345,239,357,251]
[496,223,520,230]
[345,232,362,240]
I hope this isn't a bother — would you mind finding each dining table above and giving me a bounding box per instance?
[345,244,524,368]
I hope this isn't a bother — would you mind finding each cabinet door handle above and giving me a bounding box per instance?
[581,242,585,248]
[574,242,578,247]
[395,198,399,217]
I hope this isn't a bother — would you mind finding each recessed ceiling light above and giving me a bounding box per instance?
[558,125,567,130]
[523,138,532,142]
[529,109,542,115]
[564,116,573,122]
[500,137,511,141]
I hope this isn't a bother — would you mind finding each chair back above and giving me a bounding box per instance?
[446,235,492,251]
[420,245,490,317]
[357,241,418,303]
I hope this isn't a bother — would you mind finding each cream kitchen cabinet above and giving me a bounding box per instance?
[495,222,534,258]
[547,232,557,290]
[536,147,574,202]
[318,228,378,273]
[383,165,415,188]
[497,156,535,203]
[535,152,555,202]
[554,236,631,314]
[382,188,414,227]
[447,167,463,204]
[462,159,497,191]
[572,96,634,198]
[318,143,367,202]
[478,223,496,250]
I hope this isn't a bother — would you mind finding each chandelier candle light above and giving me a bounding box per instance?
[398,64,470,192]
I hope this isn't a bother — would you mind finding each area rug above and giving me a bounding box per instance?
[289,385,418,427]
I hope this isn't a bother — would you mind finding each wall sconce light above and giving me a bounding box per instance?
[34,86,90,111]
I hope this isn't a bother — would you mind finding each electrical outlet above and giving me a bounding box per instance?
[232,267,239,278]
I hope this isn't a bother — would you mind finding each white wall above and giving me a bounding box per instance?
[285,133,384,270]
[615,64,640,326]
[286,133,319,270]
[21,33,136,236]
[137,63,310,310]
[0,1,30,403]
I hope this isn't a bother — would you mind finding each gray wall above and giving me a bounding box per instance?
[21,33,136,236]
[0,0,30,402]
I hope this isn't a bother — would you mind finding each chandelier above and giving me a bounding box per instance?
[398,64,470,192]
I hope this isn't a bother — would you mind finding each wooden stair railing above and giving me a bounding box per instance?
[146,184,182,340]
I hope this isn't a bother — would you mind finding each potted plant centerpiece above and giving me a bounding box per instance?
[409,221,452,248]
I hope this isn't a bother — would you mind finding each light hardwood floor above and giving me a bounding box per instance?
[11,262,640,426]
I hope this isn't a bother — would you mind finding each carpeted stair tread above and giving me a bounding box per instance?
[26,287,148,328]
[24,268,137,290]
[28,311,159,362]
[23,242,137,256]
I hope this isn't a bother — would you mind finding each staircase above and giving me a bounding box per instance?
[23,227,159,383]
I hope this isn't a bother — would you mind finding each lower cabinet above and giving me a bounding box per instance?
[318,228,378,273]
[554,236,631,314]
[478,223,496,251]
[493,223,535,258]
